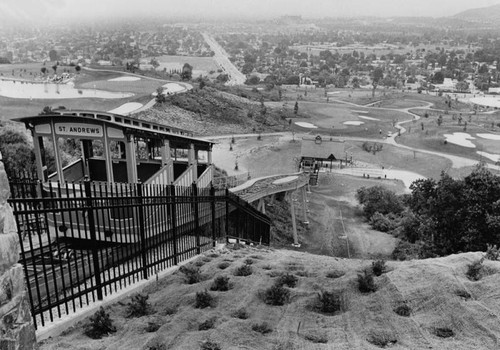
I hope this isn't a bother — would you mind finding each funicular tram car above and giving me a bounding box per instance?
[15,109,216,244]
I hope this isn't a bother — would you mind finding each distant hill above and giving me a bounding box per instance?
[452,4,500,22]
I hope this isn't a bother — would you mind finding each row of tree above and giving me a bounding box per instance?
[357,165,500,257]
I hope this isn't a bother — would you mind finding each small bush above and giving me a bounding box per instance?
[210,276,231,291]
[199,317,216,331]
[218,262,231,270]
[208,253,220,258]
[146,339,166,350]
[179,265,202,284]
[250,255,264,260]
[466,259,483,281]
[234,264,253,276]
[372,260,386,276]
[126,293,152,318]
[200,340,221,350]
[252,322,273,334]
[485,244,500,261]
[358,270,376,293]
[160,305,177,316]
[326,270,345,279]
[367,330,397,347]
[145,321,161,332]
[84,307,117,339]
[295,270,309,277]
[231,307,249,319]
[261,265,273,270]
[433,327,454,338]
[304,330,328,343]
[277,273,298,288]
[264,284,290,306]
[195,290,215,309]
[268,270,283,278]
[316,290,345,314]
[393,304,411,317]
[244,258,254,265]
[195,260,206,267]
[455,289,472,300]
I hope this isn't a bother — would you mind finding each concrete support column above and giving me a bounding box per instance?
[302,186,309,224]
[288,191,300,247]
[125,136,138,183]
[207,146,212,165]
[103,128,113,183]
[189,144,197,180]
[0,151,37,349]
[162,140,171,166]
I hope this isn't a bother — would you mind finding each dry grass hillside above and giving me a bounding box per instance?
[136,87,287,136]
[39,246,500,350]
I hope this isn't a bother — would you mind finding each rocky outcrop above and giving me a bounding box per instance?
[0,151,37,350]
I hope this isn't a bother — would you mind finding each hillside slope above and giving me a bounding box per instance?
[39,246,500,350]
[452,4,500,22]
[136,87,287,136]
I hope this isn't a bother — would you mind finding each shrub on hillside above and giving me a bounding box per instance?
[210,276,231,291]
[372,260,386,276]
[126,293,153,318]
[433,327,454,338]
[195,290,215,309]
[315,290,346,314]
[466,259,484,281]
[276,273,298,288]
[264,284,290,306]
[234,264,252,276]
[231,307,249,319]
[217,261,231,270]
[198,317,217,331]
[200,340,221,350]
[304,330,328,343]
[179,265,202,284]
[357,270,376,293]
[252,322,273,334]
[366,330,398,347]
[326,270,345,279]
[393,304,411,317]
[84,307,117,339]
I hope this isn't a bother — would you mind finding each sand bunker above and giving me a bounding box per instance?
[108,76,141,82]
[470,96,500,108]
[352,110,368,113]
[443,132,476,148]
[477,151,500,162]
[295,122,318,129]
[358,116,380,121]
[476,133,500,141]
[108,102,143,115]
[343,121,365,126]
[327,91,341,95]
[272,175,298,185]
[0,79,133,99]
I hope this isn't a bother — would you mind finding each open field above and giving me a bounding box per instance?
[39,246,500,350]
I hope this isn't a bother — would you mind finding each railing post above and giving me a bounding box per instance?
[136,182,148,280]
[192,182,201,254]
[210,185,216,247]
[225,188,230,243]
[83,177,103,301]
[170,183,178,265]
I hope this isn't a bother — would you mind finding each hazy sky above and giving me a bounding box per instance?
[2,0,500,23]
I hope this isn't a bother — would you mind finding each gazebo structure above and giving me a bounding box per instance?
[300,135,346,171]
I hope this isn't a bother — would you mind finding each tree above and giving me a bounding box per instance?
[75,65,81,73]
[49,49,58,62]
[155,87,166,103]
[52,64,57,74]
[356,186,404,219]
[371,67,384,98]
[41,67,47,75]
[294,101,299,115]
[431,71,444,84]
[181,63,193,80]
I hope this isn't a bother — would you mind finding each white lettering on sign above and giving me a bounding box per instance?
[55,123,103,137]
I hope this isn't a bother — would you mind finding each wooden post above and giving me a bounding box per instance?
[302,186,309,224]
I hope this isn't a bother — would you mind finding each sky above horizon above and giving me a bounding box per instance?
[2,0,500,23]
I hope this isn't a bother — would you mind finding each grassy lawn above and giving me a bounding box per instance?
[293,101,407,138]
[345,141,453,179]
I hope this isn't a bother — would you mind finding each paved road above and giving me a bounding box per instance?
[202,33,246,86]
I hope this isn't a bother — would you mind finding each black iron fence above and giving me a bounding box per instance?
[8,178,271,328]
